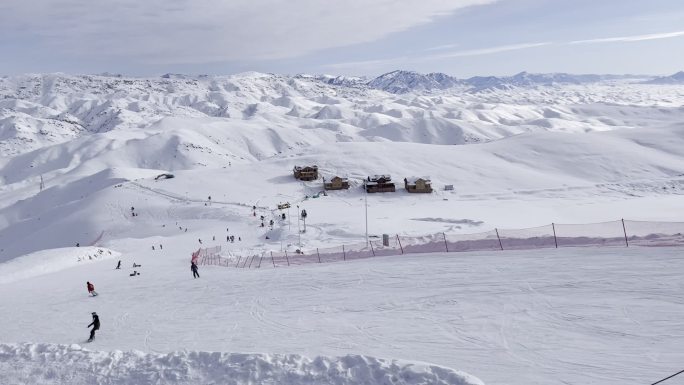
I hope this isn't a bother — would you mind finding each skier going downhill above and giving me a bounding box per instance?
[86,281,98,296]
[87,312,100,342]
[191,261,200,278]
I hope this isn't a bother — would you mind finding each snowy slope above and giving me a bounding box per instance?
[1,70,684,385]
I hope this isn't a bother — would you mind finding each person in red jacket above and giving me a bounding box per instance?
[86,281,98,297]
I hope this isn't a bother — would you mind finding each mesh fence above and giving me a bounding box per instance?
[201,219,684,269]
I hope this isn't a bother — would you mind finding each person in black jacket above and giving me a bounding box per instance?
[191,261,200,278]
[87,312,100,342]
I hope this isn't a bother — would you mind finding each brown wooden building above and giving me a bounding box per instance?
[293,165,319,181]
[404,176,433,193]
[364,175,396,193]
[323,176,350,190]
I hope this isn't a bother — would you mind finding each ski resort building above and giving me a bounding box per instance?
[323,176,350,190]
[364,175,396,193]
[293,165,318,181]
[404,177,433,193]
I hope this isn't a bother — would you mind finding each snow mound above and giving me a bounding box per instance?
[0,247,120,284]
[0,343,483,385]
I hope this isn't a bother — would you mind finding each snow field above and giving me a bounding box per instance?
[1,246,684,385]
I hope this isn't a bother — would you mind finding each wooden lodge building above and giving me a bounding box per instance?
[323,176,350,190]
[364,175,396,193]
[404,176,433,193]
[293,165,318,181]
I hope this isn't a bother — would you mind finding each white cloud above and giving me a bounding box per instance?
[325,41,549,70]
[430,42,551,59]
[570,30,684,44]
[0,0,497,65]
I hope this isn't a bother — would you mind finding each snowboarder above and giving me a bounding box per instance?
[86,281,98,296]
[191,261,200,278]
[76,242,80,247]
[87,312,100,342]
[115,260,121,269]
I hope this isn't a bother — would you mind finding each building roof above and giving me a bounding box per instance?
[405,176,431,184]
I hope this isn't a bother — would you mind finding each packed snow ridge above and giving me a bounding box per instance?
[0,343,483,385]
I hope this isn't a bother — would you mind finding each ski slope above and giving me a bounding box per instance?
[1,247,683,385]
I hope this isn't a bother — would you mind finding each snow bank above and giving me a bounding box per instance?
[0,247,120,284]
[0,343,483,385]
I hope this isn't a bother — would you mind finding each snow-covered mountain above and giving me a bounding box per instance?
[643,71,684,84]
[1,71,680,157]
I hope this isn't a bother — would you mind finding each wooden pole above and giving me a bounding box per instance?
[317,248,321,263]
[443,232,449,252]
[621,218,629,247]
[396,235,403,254]
[552,223,558,248]
[284,250,290,266]
[248,255,255,268]
[258,256,263,268]
[342,245,346,261]
[271,251,275,267]
[495,228,504,251]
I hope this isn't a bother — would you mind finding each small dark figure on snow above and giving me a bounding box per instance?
[115,260,121,269]
[191,261,200,278]
[185,228,188,232]
[133,263,141,268]
[227,235,230,242]
[129,270,139,276]
[281,213,286,220]
[198,238,202,244]
[159,244,163,250]
[238,237,241,241]
[86,281,98,296]
[76,243,80,247]
[212,236,215,241]
[152,245,155,250]
[87,312,100,342]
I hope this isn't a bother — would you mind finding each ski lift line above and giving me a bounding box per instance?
[651,369,684,385]
[127,181,268,209]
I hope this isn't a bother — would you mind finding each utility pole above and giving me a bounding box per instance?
[365,181,369,247]
[39,175,44,192]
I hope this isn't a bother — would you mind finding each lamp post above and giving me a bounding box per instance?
[296,205,302,248]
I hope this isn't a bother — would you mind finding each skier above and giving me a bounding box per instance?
[152,245,155,250]
[115,260,121,269]
[87,312,100,342]
[198,238,202,244]
[86,281,98,296]
[191,261,200,278]
[76,242,80,247]
[159,244,163,250]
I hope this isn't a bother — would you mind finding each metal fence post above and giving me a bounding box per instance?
[258,256,263,268]
[443,232,449,252]
[284,250,290,266]
[552,223,558,248]
[397,235,403,254]
[369,241,375,256]
[495,228,504,251]
[621,218,629,247]
[235,256,241,268]
[271,251,276,267]
[342,245,346,261]
[317,248,321,263]
[248,255,255,268]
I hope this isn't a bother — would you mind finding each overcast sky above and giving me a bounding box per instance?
[0,0,682,77]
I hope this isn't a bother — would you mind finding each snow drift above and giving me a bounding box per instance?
[0,343,483,385]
